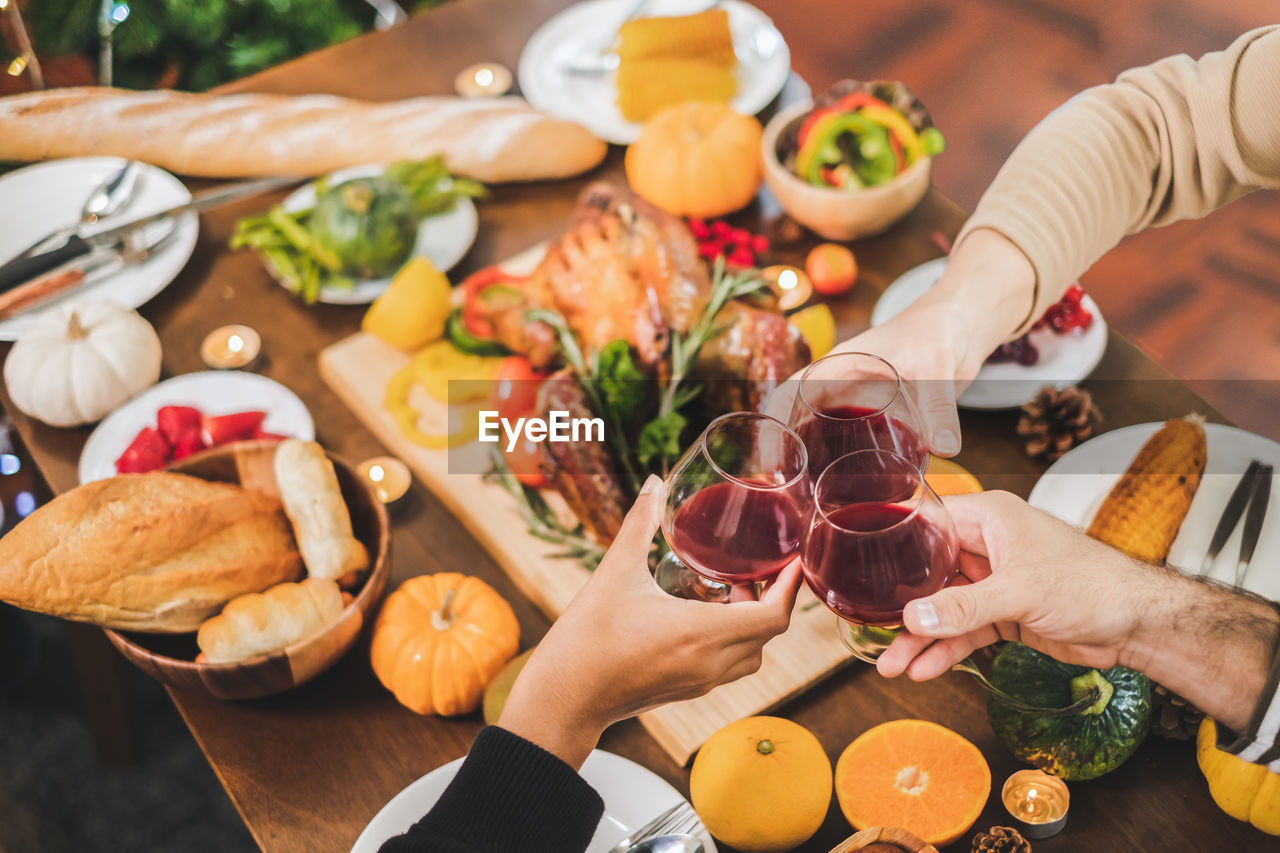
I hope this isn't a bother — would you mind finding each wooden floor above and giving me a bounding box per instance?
[766,0,1280,437]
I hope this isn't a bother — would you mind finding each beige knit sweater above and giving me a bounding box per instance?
[956,26,1280,332]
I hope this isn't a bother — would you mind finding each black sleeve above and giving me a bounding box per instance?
[378,726,605,853]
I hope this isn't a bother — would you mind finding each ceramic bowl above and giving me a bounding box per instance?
[105,440,391,700]
[761,100,932,241]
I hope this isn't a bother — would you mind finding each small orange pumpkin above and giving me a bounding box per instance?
[625,102,763,218]
[370,572,520,716]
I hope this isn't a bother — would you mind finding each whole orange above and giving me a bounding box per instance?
[690,716,832,852]
[805,243,858,295]
[835,719,991,847]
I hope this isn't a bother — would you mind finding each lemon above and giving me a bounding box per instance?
[362,257,453,351]
[788,304,836,360]
[690,716,832,853]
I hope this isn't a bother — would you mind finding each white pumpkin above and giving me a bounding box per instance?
[3,301,163,427]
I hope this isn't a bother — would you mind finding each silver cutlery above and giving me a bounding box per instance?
[1199,459,1272,587]
[9,160,140,262]
[0,175,298,293]
[1237,463,1272,586]
[608,800,703,853]
[563,0,657,76]
[630,834,704,853]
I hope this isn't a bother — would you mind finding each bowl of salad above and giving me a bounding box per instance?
[762,80,944,240]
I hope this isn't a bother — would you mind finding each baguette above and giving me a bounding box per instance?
[273,439,368,583]
[0,87,607,183]
[0,472,303,632]
[1087,415,1207,562]
[196,578,344,663]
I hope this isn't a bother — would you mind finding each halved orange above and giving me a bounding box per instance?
[925,456,982,496]
[835,719,991,847]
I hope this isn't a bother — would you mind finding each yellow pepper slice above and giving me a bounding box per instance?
[857,105,925,165]
[385,362,481,449]
[410,340,504,404]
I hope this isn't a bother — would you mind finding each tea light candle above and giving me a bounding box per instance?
[1001,769,1070,839]
[357,456,411,505]
[761,264,813,311]
[201,324,261,370]
[455,62,512,98]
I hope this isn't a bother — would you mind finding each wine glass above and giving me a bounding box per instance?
[655,412,812,603]
[802,448,958,661]
[786,352,928,479]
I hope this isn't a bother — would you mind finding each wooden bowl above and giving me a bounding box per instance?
[104,440,391,700]
[761,100,932,241]
[829,827,939,853]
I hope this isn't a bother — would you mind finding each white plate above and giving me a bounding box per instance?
[275,165,479,305]
[78,372,315,484]
[350,748,716,853]
[0,157,199,341]
[872,257,1108,410]
[518,0,791,144]
[1028,422,1280,601]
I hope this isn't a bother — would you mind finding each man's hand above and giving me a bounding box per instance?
[878,491,1279,733]
[498,475,802,768]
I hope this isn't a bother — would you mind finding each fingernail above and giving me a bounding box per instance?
[913,600,940,631]
[639,474,662,496]
[933,429,960,455]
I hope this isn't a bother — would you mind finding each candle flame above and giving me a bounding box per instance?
[475,67,494,87]
[778,269,798,291]
[369,465,385,483]
[227,334,244,353]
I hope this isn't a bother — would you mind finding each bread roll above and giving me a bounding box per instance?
[0,87,607,183]
[196,577,344,663]
[273,439,369,583]
[0,472,303,632]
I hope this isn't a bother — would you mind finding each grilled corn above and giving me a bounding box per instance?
[1086,414,1207,562]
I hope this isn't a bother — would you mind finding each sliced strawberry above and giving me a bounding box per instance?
[252,426,289,442]
[116,427,171,474]
[171,432,207,461]
[202,411,266,446]
[156,405,203,445]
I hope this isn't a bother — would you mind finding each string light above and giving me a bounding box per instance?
[1,0,43,89]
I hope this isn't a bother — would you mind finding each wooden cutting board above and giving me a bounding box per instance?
[317,247,855,765]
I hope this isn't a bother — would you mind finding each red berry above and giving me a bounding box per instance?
[1065,283,1084,304]
[727,248,755,268]
[688,218,709,239]
[698,242,722,260]
[751,234,769,254]
[711,220,732,237]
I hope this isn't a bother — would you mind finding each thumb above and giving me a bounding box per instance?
[603,474,665,568]
[902,575,1020,638]
[915,376,961,456]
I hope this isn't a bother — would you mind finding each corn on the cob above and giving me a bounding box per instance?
[1086,414,1207,562]
[617,9,737,66]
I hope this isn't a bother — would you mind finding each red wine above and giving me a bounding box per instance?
[668,482,806,583]
[797,404,926,478]
[803,502,956,625]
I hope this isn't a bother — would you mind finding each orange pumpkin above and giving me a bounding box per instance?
[625,102,763,218]
[370,572,520,716]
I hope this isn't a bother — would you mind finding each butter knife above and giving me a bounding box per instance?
[1237,464,1272,587]
[1200,460,1262,575]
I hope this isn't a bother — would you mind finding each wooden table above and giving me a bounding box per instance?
[1,1,1266,850]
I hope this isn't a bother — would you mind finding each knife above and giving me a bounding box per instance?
[1237,463,1272,587]
[1200,460,1262,575]
[0,175,297,293]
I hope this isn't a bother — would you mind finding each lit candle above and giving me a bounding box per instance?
[455,62,513,98]
[761,264,814,311]
[201,324,261,370]
[357,456,411,506]
[1001,769,1070,839]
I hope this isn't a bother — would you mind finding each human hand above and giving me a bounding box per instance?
[498,475,803,767]
[877,490,1153,681]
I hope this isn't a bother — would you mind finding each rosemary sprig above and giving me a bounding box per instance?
[486,448,606,570]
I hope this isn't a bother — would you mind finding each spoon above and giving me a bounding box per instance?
[630,835,704,853]
[9,160,141,261]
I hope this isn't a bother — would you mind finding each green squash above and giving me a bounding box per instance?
[310,176,418,278]
[986,643,1151,781]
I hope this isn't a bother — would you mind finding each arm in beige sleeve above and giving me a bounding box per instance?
[953,25,1280,335]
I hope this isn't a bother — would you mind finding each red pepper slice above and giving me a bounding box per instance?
[797,105,840,150]
[461,266,527,339]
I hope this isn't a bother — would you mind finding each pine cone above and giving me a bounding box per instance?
[1150,682,1205,740]
[1017,386,1102,461]
[972,826,1032,853]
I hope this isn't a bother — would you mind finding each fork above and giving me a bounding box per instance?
[608,801,702,853]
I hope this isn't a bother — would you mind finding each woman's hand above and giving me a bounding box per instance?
[498,475,803,768]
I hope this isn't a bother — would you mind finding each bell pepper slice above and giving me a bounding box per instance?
[384,364,480,449]
[801,113,897,188]
[857,105,926,165]
[834,92,891,113]
[461,266,528,339]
